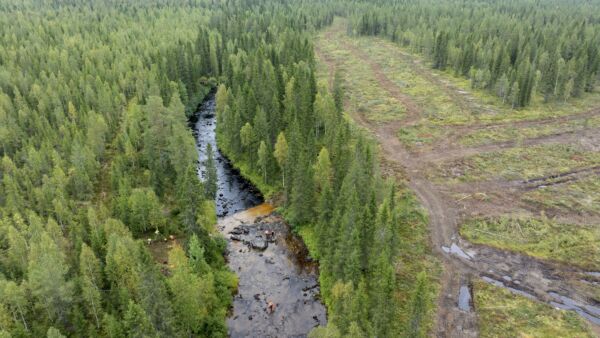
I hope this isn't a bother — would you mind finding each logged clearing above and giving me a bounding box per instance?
[316,17,600,336]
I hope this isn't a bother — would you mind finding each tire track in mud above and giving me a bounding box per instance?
[315,25,600,336]
[439,107,600,147]
[519,165,600,190]
[415,128,599,164]
[448,165,600,195]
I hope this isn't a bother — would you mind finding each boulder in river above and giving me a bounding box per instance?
[249,237,268,250]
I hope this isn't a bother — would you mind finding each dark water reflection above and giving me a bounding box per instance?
[192,94,263,217]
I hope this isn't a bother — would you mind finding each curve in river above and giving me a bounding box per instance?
[193,93,327,337]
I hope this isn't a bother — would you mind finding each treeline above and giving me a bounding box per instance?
[349,0,600,107]
[0,1,238,337]
[214,4,433,338]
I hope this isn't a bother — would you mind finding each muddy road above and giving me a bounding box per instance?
[193,94,326,337]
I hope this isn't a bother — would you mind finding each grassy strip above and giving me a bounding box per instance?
[523,176,600,215]
[459,116,600,147]
[461,216,600,270]
[474,279,594,338]
[435,143,600,182]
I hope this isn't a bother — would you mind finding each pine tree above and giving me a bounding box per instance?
[289,151,315,225]
[496,74,510,103]
[123,301,155,338]
[79,244,103,328]
[509,81,520,108]
[313,147,332,194]
[240,123,254,151]
[333,70,344,114]
[273,132,289,188]
[257,140,269,183]
[28,232,73,322]
[408,271,430,338]
[0,280,29,333]
[187,234,211,275]
[167,245,217,334]
[176,164,205,236]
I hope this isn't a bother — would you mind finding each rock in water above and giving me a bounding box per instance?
[249,237,268,250]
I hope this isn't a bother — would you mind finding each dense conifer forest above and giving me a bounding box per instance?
[349,0,600,107]
[1,0,599,337]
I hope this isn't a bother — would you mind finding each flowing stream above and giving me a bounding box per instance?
[193,93,327,337]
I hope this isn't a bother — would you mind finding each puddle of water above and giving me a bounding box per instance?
[442,243,472,260]
[481,276,504,288]
[549,292,600,325]
[458,285,472,312]
[505,286,537,301]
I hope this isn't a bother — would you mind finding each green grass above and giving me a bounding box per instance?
[398,124,451,149]
[355,38,472,124]
[297,224,320,258]
[435,143,600,182]
[523,176,600,216]
[392,190,440,333]
[317,21,409,123]
[459,115,600,147]
[461,216,600,270]
[474,279,594,338]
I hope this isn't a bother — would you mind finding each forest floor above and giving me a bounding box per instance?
[316,18,600,337]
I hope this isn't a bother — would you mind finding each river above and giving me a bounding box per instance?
[193,93,327,337]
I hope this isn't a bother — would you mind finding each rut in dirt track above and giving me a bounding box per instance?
[416,127,600,164]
